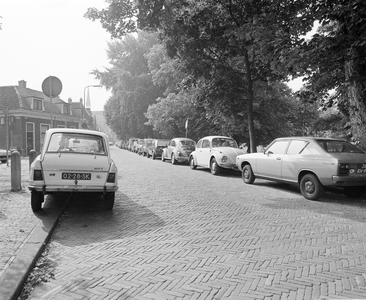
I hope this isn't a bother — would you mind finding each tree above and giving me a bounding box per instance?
[86,0,312,152]
[288,0,366,147]
[91,32,165,139]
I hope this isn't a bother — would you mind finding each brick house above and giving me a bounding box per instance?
[0,80,94,155]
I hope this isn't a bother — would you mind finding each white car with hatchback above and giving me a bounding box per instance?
[29,128,118,211]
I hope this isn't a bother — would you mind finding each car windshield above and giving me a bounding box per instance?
[316,140,364,154]
[47,133,106,155]
[212,138,238,148]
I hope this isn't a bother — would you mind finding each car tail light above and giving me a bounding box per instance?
[339,163,350,175]
[107,162,118,183]
[107,173,115,183]
[33,170,43,181]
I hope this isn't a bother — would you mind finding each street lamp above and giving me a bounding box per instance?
[82,85,101,121]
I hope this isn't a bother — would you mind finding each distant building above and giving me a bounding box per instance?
[0,80,94,155]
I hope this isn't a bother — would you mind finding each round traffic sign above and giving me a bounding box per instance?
[42,76,62,98]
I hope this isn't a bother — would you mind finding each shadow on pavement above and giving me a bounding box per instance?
[51,192,165,247]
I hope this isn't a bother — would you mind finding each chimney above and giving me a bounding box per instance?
[18,80,26,88]
[68,97,72,103]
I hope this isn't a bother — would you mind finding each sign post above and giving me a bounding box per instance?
[42,76,62,128]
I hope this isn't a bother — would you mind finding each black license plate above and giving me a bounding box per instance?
[62,173,91,180]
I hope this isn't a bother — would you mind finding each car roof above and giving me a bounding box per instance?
[199,136,232,140]
[275,136,347,142]
[46,128,108,138]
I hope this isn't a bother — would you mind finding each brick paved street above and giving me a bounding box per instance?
[25,147,366,299]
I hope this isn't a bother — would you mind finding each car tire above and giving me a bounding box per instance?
[31,191,44,211]
[162,152,165,162]
[147,153,150,158]
[152,153,156,160]
[104,192,115,210]
[189,157,197,170]
[343,186,366,198]
[242,164,255,184]
[171,154,176,165]
[300,174,324,200]
[1,160,6,164]
[210,158,221,175]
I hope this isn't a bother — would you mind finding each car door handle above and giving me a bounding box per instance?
[276,157,281,160]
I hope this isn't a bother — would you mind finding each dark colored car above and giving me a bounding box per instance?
[147,139,170,160]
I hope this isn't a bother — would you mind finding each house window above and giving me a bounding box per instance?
[26,122,35,154]
[0,117,4,125]
[63,104,70,115]
[33,99,43,111]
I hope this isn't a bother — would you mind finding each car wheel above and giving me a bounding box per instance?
[1,160,6,163]
[104,192,115,210]
[189,157,197,170]
[343,186,366,198]
[162,153,165,162]
[152,153,156,160]
[242,164,255,184]
[147,153,150,158]
[300,174,324,200]
[171,154,176,165]
[210,158,221,175]
[31,191,44,211]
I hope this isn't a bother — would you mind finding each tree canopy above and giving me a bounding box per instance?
[85,0,366,148]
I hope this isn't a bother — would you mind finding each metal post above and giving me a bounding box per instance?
[11,150,21,192]
[49,76,53,128]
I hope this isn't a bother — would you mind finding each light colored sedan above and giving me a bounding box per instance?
[236,136,366,200]
[189,136,245,175]
[162,137,196,164]
[28,128,118,211]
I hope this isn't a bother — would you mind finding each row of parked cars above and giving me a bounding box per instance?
[120,135,366,201]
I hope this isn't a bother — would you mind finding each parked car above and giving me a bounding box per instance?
[141,139,156,157]
[0,149,11,163]
[189,136,244,175]
[162,138,196,164]
[128,138,139,152]
[236,136,366,200]
[147,139,170,159]
[136,139,144,155]
[28,128,119,211]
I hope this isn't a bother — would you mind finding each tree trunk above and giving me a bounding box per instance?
[345,49,366,148]
[243,49,257,153]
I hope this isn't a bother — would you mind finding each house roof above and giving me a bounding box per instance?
[0,83,89,118]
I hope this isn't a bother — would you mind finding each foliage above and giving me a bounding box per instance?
[92,32,165,139]
[289,0,366,146]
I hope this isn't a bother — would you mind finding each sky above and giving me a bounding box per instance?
[0,0,112,111]
[0,0,306,113]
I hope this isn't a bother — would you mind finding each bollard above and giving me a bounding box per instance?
[29,149,37,171]
[11,151,22,192]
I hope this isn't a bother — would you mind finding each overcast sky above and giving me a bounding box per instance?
[0,0,112,111]
[0,1,305,113]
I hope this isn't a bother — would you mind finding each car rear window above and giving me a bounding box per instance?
[316,140,364,154]
[47,133,106,155]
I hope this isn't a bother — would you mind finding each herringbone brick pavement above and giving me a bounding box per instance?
[25,147,366,300]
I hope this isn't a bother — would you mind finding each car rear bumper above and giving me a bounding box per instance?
[332,175,366,186]
[28,184,118,193]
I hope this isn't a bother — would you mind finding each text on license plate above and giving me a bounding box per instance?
[356,164,366,174]
[62,173,91,180]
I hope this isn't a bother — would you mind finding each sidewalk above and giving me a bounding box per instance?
[0,158,67,300]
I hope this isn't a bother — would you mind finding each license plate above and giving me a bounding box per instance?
[356,164,366,174]
[62,173,91,180]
